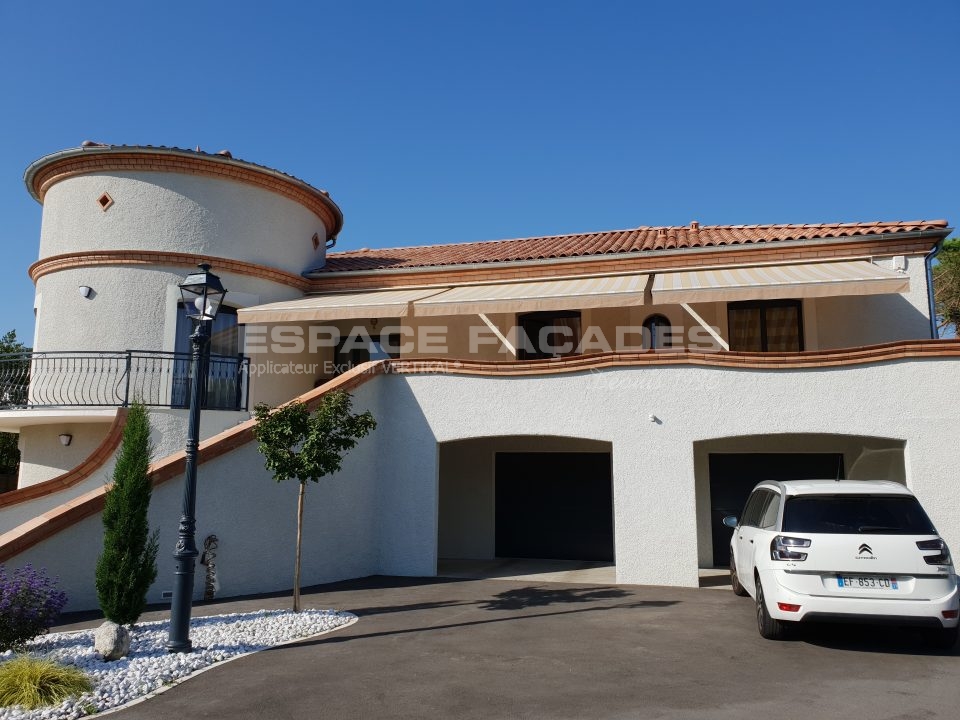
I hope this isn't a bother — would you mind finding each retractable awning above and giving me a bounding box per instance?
[237,287,448,324]
[650,260,909,304]
[412,273,650,316]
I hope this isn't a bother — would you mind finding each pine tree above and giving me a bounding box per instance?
[95,402,159,626]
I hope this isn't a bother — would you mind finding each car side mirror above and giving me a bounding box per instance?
[722,516,738,528]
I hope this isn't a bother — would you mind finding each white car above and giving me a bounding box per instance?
[724,480,959,647]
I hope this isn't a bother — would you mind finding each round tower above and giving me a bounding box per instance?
[12,144,342,487]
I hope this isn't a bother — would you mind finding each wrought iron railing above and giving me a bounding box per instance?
[0,351,249,411]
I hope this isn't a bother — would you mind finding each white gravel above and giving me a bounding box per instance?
[0,608,356,719]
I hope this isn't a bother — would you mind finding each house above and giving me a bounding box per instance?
[0,143,957,610]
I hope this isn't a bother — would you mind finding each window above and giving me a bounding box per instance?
[728,300,803,352]
[642,314,672,350]
[173,304,244,409]
[517,311,582,360]
[335,331,400,375]
[741,489,771,528]
[782,495,937,535]
[758,492,781,529]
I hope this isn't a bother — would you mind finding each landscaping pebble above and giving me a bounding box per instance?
[0,608,355,719]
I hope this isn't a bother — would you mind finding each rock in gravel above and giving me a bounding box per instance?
[94,621,131,660]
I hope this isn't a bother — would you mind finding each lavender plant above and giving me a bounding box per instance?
[0,564,68,651]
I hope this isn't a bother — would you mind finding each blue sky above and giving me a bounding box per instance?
[0,1,957,342]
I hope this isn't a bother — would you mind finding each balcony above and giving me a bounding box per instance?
[0,351,250,411]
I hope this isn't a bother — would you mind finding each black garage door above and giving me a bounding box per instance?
[495,452,613,562]
[709,453,844,567]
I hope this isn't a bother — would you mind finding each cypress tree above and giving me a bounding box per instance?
[95,402,159,626]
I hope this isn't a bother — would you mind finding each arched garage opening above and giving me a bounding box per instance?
[694,434,906,569]
[438,436,614,578]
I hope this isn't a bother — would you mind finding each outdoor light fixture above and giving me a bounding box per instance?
[59,433,72,446]
[78,286,92,298]
[178,264,226,321]
[167,263,227,654]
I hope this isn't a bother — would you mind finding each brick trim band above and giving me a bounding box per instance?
[2,339,959,562]
[29,250,311,291]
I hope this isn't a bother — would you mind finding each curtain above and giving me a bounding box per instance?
[764,306,801,351]
[729,307,762,351]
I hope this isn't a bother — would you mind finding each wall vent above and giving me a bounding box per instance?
[97,192,114,211]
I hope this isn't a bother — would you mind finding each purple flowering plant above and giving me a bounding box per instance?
[0,564,68,650]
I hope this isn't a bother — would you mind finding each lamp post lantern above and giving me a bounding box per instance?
[167,263,226,653]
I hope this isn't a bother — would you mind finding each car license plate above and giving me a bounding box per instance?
[836,575,899,590]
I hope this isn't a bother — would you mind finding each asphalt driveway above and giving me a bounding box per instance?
[64,576,960,719]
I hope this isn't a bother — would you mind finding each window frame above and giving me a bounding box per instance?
[516,310,582,360]
[641,313,673,350]
[727,299,804,352]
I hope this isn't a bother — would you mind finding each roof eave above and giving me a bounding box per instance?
[23,145,345,239]
[304,227,952,279]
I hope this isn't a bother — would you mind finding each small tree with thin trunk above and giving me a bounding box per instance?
[95,401,159,626]
[253,391,376,612]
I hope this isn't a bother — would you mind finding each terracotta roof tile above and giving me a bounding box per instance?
[313,219,949,274]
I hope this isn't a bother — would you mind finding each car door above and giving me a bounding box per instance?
[736,489,774,595]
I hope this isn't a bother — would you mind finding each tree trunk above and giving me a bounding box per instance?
[294,482,305,613]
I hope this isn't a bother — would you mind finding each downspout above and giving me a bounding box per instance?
[925,239,944,339]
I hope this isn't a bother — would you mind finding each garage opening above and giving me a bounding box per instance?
[708,453,844,568]
[694,435,907,571]
[495,452,613,561]
[438,437,614,580]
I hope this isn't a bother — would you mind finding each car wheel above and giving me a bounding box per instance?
[925,625,958,650]
[755,576,788,640]
[730,555,749,597]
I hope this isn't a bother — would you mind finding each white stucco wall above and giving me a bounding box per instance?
[17,422,113,487]
[9,354,960,609]
[38,172,329,275]
[814,255,932,347]
[2,408,248,533]
[33,265,300,354]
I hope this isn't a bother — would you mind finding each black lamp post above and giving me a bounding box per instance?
[167,263,226,653]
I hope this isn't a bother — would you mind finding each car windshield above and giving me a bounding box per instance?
[781,495,936,535]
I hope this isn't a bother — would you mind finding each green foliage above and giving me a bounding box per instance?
[0,330,29,474]
[253,392,377,486]
[0,656,92,709]
[95,402,159,626]
[254,391,376,611]
[933,237,960,334]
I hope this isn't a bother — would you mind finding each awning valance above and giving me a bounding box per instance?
[412,274,650,316]
[237,288,448,324]
[650,261,909,304]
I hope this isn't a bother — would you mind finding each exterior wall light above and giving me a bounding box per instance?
[167,263,227,654]
[78,286,92,298]
[59,433,72,446]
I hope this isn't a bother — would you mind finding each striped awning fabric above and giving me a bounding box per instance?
[412,273,650,316]
[650,261,909,304]
[237,287,448,324]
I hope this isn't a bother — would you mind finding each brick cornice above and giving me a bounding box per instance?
[308,236,937,292]
[25,147,343,239]
[29,250,311,291]
[2,339,959,562]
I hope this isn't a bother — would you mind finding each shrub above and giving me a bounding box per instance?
[0,565,68,651]
[96,401,159,626]
[0,656,92,709]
